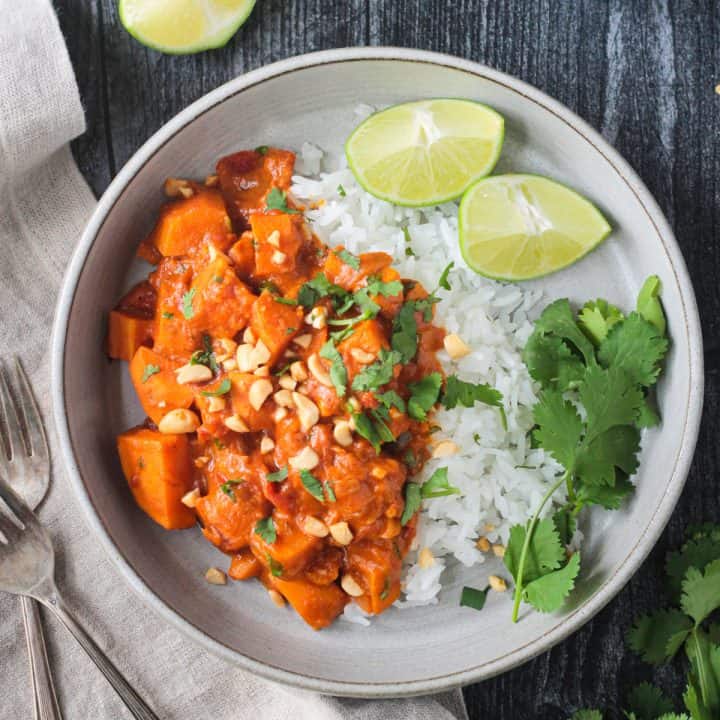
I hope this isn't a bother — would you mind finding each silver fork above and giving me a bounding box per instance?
[0,360,61,720]
[0,376,160,720]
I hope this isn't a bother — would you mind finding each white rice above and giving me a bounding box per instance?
[291,136,565,620]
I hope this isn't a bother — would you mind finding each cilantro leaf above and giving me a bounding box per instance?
[319,341,348,397]
[266,554,283,577]
[377,390,406,413]
[637,275,667,335]
[220,479,242,501]
[351,349,400,392]
[254,517,277,543]
[266,466,288,483]
[407,373,442,420]
[666,536,720,601]
[681,559,720,626]
[323,481,336,502]
[300,469,325,502]
[505,517,565,585]
[532,298,596,365]
[437,261,454,291]
[576,475,634,510]
[337,184,346,197]
[297,273,349,310]
[598,312,669,388]
[352,288,381,317]
[441,375,506,428]
[575,424,641,486]
[190,334,219,373]
[366,275,403,297]
[684,628,720,716]
[421,467,460,498]
[201,378,232,397]
[255,145,269,155]
[523,333,585,390]
[628,608,693,664]
[522,551,580,613]
[460,586,488,612]
[335,248,360,270]
[352,412,383,453]
[637,395,661,429]
[578,299,624,345]
[532,390,583,470]
[625,682,675,720]
[553,508,577,547]
[141,364,161,383]
[400,482,422,525]
[182,288,196,319]
[571,712,603,720]
[266,187,300,214]
[391,302,418,363]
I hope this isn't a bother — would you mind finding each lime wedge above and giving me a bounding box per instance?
[119,0,256,55]
[345,99,504,207]
[458,174,611,280]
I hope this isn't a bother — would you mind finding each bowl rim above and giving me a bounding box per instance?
[51,46,704,698]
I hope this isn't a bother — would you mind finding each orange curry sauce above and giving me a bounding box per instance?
[109,147,446,629]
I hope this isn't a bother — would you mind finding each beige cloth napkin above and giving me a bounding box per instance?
[0,2,469,718]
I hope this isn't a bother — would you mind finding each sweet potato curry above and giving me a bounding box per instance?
[110,147,454,629]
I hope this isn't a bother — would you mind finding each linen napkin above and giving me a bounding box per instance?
[0,2,469,718]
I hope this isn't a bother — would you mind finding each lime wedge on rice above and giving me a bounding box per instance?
[458,174,611,280]
[119,0,256,54]
[345,99,504,207]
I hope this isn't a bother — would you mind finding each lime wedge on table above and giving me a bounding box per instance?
[345,99,504,207]
[458,174,611,281]
[119,0,256,54]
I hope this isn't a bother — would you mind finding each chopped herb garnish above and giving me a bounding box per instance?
[460,586,489,612]
[182,288,196,319]
[473,432,481,445]
[407,372,442,420]
[274,296,298,306]
[259,280,280,295]
[255,517,277,543]
[323,481,336,502]
[190,334,219,373]
[366,275,403,298]
[266,466,288,483]
[213,275,224,284]
[379,577,390,600]
[377,390,406,413]
[212,438,226,450]
[297,272,350,310]
[352,288,380,317]
[351,348,401,392]
[273,362,293,377]
[255,145,269,155]
[405,247,416,257]
[403,227,412,243]
[266,187,300,214]
[352,412,385,453]
[319,341,348,397]
[335,249,361,270]
[161,311,174,319]
[201,378,231,397]
[266,554,283,577]
[421,467,460,498]
[337,184,347,197]
[141,364,161,383]
[403,449,417,468]
[401,482,422,525]
[391,302,418,363]
[437,261,454,291]
[441,375,506,429]
[285,326,297,335]
[220,479,242,501]
[300,470,325,502]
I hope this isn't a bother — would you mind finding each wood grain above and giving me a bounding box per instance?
[51,1,720,716]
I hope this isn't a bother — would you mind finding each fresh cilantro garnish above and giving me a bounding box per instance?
[351,348,400,392]
[402,227,412,243]
[300,469,325,502]
[624,682,674,720]
[319,341,348,397]
[636,274,667,334]
[259,280,280,294]
[274,296,298,306]
[460,586,488,612]
[366,275,403,297]
[182,288,196,319]
[297,273,349,310]
[337,184,346,197]
[407,372,442,421]
[255,145,269,155]
[391,302,418,363]
[352,288,381,317]
[323,481,336,502]
[335,248,361,270]
[161,311,174,319]
[352,411,393,453]
[266,187,300,214]
[570,711,603,720]
[405,247,416,257]
[379,577,390,600]
[400,482,421,525]
[190,334,219,373]
[213,275,224,284]
[285,327,296,335]
[441,375,506,429]
[220,479,243,501]
[421,467,460,498]
[141,364,161,383]
[212,438,225,449]
[507,279,669,623]
[201,378,231,397]
[254,517,277,543]
[266,554,283,577]
[377,390,406,414]
[437,261,454,291]
[266,466,288,483]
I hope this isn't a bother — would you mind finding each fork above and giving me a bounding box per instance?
[0,380,160,720]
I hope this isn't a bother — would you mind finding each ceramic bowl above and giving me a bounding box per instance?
[51,47,703,697]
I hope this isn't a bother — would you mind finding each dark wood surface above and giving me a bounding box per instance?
[51,1,720,717]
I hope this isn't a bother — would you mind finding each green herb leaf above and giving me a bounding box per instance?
[505,517,565,585]
[522,551,580,613]
[266,466,288,483]
[161,311,174,319]
[141,364,161,383]
[351,348,400,392]
[570,711,603,720]
[391,302,418,363]
[366,275,403,298]
[266,554,283,577]
[324,481,336,502]
[255,517,277,543]
[266,187,300,214]
[625,682,675,720]
[637,275,667,335]
[352,412,387,453]
[352,288,381,317]
[337,184,346,197]
[628,608,694,664]
[421,467,460,498]
[377,390,406,413]
[460,586,488,612]
[523,333,586,391]
[300,469,325,502]
[335,248,361,270]
[182,288,196,319]
[441,375,506,428]
[379,577,390,600]
[201,378,231,397]
[190,334,219,373]
[407,372,442,420]
[578,299,624,345]
[437,261,454,291]
[681,559,720,626]
[255,145,269,155]
[274,296,298,306]
[220,479,243,501]
[666,534,720,602]
[320,340,348,397]
[400,482,422,526]
[297,272,350,310]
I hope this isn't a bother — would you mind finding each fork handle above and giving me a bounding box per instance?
[21,596,63,720]
[38,591,160,720]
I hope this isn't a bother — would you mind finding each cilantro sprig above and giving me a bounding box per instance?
[319,340,348,397]
[266,187,300,214]
[507,277,669,622]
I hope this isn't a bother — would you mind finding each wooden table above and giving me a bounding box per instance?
[52,1,719,716]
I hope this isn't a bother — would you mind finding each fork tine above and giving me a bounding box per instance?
[12,358,48,463]
[0,473,35,528]
[0,364,26,463]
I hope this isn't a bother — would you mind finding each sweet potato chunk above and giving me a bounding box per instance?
[117,427,195,530]
[338,318,389,384]
[228,232,255,279]
[145,189,230,257]
[250,213,304,276]
[228,549,262,580]
[107,310,153,361]
[267,575,347,630]
[323,249,393,291]
[249,290,303,364]
[346,539,402,614]
[129,346,194,424]
[251,515,321,577]
[229,372,276,432]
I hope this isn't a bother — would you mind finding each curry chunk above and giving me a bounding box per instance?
[250,212,304,277]
[249,290,303,364]
[266,574,348,630]
[346,539,403,615]
[251,514,322,577]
